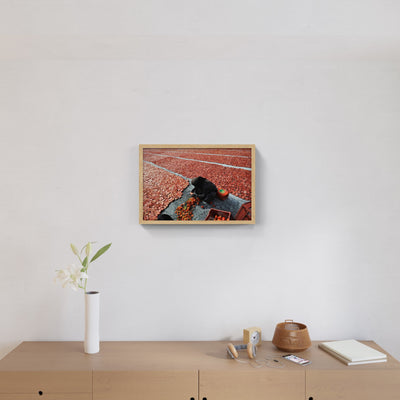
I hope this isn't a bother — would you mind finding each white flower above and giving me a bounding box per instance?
[54,264,88,291]
[55,242,111,293]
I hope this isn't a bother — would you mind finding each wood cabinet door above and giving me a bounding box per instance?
[306,369,400,400]
[94,370,198,400]
[0,371,92,394]
[0,395,91,400]
[200,370,305,400]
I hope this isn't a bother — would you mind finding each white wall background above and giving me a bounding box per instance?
[1,0,400,360]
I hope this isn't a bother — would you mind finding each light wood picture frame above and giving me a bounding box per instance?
[139,144,255,224]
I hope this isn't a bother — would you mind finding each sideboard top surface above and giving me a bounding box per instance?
[0,341,398,372]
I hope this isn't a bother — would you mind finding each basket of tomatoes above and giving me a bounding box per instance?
[205,208,231,221]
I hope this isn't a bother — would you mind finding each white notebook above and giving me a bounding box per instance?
[319,340,387,365]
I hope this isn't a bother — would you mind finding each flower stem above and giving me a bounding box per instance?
[84,251,90,293]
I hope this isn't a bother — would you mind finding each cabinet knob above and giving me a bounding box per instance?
[38,391,43,396]
[309,397,313,400]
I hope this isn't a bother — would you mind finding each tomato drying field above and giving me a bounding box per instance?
[141,147,253,221]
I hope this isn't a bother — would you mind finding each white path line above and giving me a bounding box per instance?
[148,151,251,159]
[190,152,251,159]
[144,161,191,181]
[146,155,251,171]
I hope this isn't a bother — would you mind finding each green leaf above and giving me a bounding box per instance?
[82,257,88,268]
[90,243,112,263]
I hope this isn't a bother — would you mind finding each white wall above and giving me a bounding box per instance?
[1,0,400,360]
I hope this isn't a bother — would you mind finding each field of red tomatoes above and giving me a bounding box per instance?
[142,163,189,220]
[146,150,251,169]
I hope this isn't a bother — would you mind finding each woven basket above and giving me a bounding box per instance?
[272,319,311,352]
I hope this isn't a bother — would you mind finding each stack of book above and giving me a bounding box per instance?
[319,339,387,366]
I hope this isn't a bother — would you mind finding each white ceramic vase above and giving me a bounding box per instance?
[84,291,100,354]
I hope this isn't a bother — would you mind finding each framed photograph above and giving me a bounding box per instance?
[139,144,255,224]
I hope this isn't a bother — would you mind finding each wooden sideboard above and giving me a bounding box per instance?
[0,341,399,400]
